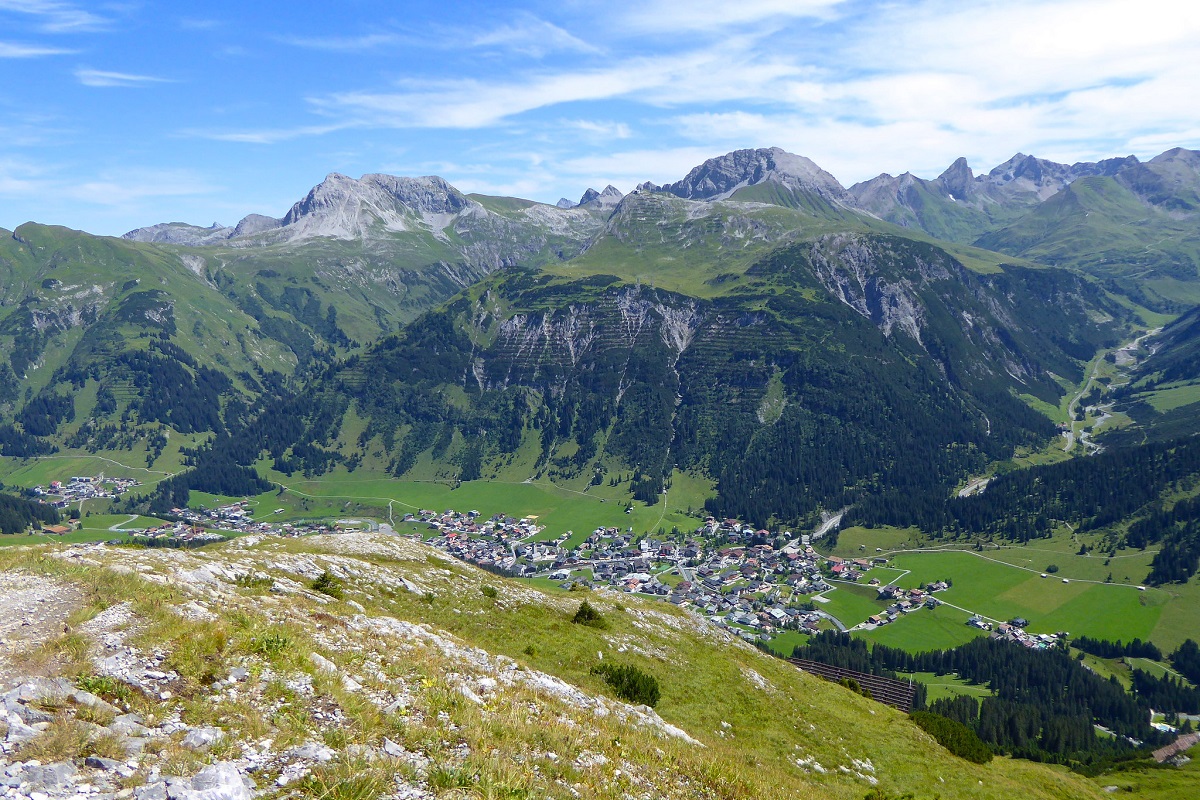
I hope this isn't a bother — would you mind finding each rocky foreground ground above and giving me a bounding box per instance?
[0,534,725,800]
[0,532,1114,800]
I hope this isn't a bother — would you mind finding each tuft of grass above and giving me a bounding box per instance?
[86,731,131,760]
[23,632,92,677]
[236,573,274,590]
[300,758,396,800]
[18,716,92,762]
[247,629,293,659]
[481,585,498,599]
[75,700,116,727]
[77,674,134,705]
[164,621,230,690]
[427,765,477,792]
[158,745,204,778]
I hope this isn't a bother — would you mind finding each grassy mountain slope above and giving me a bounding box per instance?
[1105,307,1200,445]
[848,149,1200,308]
[0,532,1110,800]
[975,176,1200,307]
[0,224,296,387]
[172,194,608,343]
[848,173,1006,244]
[0,224,311,464]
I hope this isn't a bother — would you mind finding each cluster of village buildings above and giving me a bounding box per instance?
[33,475,140,506]
[24,489,1059,650]
[162,502,353,540]
[861,580,949,627]
[410,509,1068,648]
[413,510,906,643]
[968,614,1063,650]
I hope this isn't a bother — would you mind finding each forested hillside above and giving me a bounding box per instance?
[792,632,1185,771]
[848,435,1200,585]
[161,230,1132,530]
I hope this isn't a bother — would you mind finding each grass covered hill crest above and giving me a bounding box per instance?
[0,530,1115,800]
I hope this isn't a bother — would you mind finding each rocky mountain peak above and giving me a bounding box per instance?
[935,157,974,199]
[280,173,365,227]
[577,185,624,209]
[661,146,851,205]
[556,197,575,209]
[231,213,282,238]
[120,221,235,246]
[982,153,1087,201]
[362,174,471,215]
[274,172,475,239]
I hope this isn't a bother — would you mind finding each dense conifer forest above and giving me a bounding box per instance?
[0,491,61,534]
[791,632,1178,769]
[848,436,1200,584]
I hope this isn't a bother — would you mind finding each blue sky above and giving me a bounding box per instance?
[2,0,1198,235]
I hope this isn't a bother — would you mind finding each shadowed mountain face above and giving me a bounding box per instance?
[237,231,1128,528]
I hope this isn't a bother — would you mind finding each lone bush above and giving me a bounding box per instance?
[311,571,343,599]
[838,676,873,700]
[591,662,661,707]
[909,711,993,763]
[572,600,607,629]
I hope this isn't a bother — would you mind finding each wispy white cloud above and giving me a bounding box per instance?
[562,119,633,140]
[0,156,50,197]
[187,122,354,145]
[616,0,846,33]
[281,13,596,58]
[472,13,600,57]
[555,146,722,189]
[0,108,71,147]
[178,18,222,31]
[64,169,221,206]
[75,68,172,87]
[0,0,110,33]
[279,31,412,53]
[0,160,218,208]
[309,37,801,130]
[312,69,640,130]
[0,40,75,57]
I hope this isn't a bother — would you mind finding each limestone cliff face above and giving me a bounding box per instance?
[479,287,704,393]
[805,232,954,344]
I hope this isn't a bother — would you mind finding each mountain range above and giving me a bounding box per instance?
[0,144,1197,527]
[120,143,1200,310]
